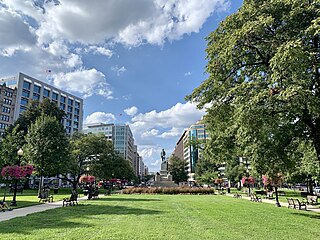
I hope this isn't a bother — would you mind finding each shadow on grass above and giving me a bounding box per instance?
[97,197,162,202]
[290,211,320,219]
[0,204,162,235]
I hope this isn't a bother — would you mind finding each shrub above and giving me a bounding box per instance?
[121,187,215,195]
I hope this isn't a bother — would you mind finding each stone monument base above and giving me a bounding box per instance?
[152,180,178,187]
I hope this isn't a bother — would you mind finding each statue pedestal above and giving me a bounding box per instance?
[153,160,177,187]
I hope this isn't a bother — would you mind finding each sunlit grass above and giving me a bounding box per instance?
[0,194,319,240]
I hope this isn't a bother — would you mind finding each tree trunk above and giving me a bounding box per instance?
[275,186,281,207]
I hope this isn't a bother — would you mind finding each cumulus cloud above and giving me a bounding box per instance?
[141,129,160,138]
[159,127,182,138]
[52,68,113,99]
[184,71,192,76]
[3,0,229,47]
[0,8,37,56]
[124,106,138,116]
[130,102,206,144]
[84,112,116,124]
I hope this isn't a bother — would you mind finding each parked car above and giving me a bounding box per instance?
[313,187,320,196]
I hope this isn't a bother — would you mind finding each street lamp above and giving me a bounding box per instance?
[11,148,23,206]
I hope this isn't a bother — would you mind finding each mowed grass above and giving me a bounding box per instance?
[0,188,77,208]
[0,194,319,240]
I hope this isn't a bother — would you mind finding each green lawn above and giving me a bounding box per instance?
[0,188,77,208]
[0,194,319,240]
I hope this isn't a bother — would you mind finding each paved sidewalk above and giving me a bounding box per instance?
[0,196,88,222]
[226,193,320,213]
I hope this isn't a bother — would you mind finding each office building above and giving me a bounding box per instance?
[0,72,83,135]
[182,121,209,182]
[83,123,136,166]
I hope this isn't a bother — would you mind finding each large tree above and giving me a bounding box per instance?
[188,0,320,182]
[62,133,135,190]
[168,155,188,184]
[25,114,70,191]
[5,98,65,136]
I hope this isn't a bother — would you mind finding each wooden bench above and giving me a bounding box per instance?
[88,189,99,200]
[63,192,78,207]
[303,195,318,205]
[38,189,53,203]
[293,199,307,210]
[250,193,262,202]
[287,198,295,209]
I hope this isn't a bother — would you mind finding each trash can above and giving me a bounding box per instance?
[227,187,230,194]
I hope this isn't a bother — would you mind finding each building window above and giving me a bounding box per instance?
[0,123,8,129]
[66,113,72,119]
[52,92,58,100]
[4,98,12,105]
[1,115,10,122]
[60,96,66,103]
[66,127,71,134]
[74,115,79,122]
[23,81,31,90]
[73,122,79,128]
[59,104,65,110]
[52,100,58,106]
[67,106,73,112]
[74,108,79,115]
[33,93,40,100]
[22,89,30,98]
[20,98,28,106]
[5,91,13,97]
[34,85,41,94]
[75,101,80,108]
[20,106,27,113]
[68,99,73,106]
[2,106,10,113]
[43,89,50,97]
[66,120,72,127]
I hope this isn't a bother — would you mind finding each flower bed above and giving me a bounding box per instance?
[122,187,215,195]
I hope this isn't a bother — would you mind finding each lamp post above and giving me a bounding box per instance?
[11,148,23,206]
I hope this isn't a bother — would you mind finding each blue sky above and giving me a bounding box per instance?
[0,0,243,172]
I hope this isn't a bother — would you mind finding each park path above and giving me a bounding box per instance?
[0,195,88,222]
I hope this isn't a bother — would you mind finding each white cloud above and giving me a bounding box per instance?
[184,71,192,76]
[52,68,113,98]
[159,127,182,138]
[130,101,206,144]
[111,66,127,76]
[0,8,37,56]
[141,129,160,138]
[3,0,229,47]
[84,112,116,124]
[88,46,113,58]
[124,106,138,116]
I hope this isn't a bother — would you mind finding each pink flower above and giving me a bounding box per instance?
[1,165,34,179]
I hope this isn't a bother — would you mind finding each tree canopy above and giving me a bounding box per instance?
[25,114,70,177]
[188,0,320,179]
[168,155,188,184]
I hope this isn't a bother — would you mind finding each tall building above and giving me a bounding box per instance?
[0,83,17,135]
[172,130,187,161]
[0,72,83,135]
[182,121,209,182]
[113,124,135,165]
[83,123,136,166]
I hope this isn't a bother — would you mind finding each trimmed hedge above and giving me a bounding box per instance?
[122,187,215,195]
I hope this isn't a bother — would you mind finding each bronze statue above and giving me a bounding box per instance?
[160,149,166,162]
